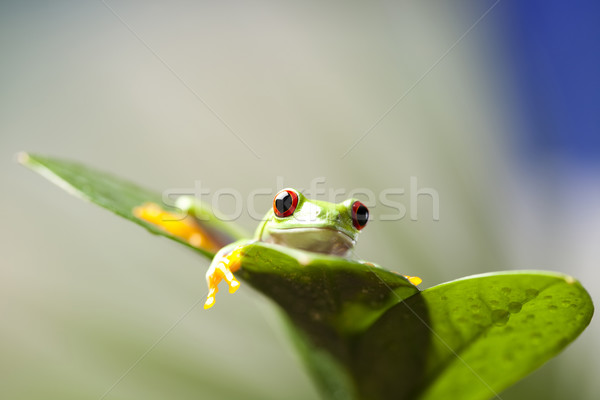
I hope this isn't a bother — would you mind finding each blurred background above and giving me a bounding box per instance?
[1,1,598,399]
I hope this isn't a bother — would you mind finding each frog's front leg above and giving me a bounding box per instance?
[204,244,244,309]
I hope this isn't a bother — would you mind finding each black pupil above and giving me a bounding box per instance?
[356,205,369,226]
[275,192,293,214]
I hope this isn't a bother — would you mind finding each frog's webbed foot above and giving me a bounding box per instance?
[360,261,422,286]
[403,275,422,286]
[204,247,243,309]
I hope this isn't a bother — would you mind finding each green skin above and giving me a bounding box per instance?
[177,189,406,309]
[178,188,366,258]
[255,192,363,257]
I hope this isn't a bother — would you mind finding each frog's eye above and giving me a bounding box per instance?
[351,201,369,230]
[273,189,299,218]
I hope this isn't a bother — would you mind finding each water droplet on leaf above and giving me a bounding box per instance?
[491,309,510,326]
[508,302,522,313]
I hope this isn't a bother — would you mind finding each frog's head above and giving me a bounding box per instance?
[256,188,369,256]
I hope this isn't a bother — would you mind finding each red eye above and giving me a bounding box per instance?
[351,201,369,230]
[273,189,299,217]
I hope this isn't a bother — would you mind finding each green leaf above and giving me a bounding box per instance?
[412,271,594,400]
[235,241,420,399]
[18,152,249,258]
[236,244,593,400]
[20,153,594,400]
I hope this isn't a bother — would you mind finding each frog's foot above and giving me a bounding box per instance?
[204,248,243,309]
[403,275,422,286]
[388,269,422,286]
[133,202,220,253]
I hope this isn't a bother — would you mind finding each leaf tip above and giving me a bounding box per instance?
[15,151,31,165]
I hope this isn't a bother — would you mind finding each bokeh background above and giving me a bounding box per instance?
[1,1,598,399]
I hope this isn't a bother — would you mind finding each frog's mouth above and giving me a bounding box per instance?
[263,227,355,256]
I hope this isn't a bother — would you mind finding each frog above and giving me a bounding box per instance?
[133,188,421,309]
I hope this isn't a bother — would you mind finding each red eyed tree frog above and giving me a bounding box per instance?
[134,188,421,309]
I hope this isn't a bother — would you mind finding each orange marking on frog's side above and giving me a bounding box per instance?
[133,202,221,253]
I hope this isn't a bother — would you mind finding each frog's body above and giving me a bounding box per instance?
[256,192,364,257]
[134,188,420,309]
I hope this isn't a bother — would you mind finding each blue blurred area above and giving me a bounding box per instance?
[502,0,600,164]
